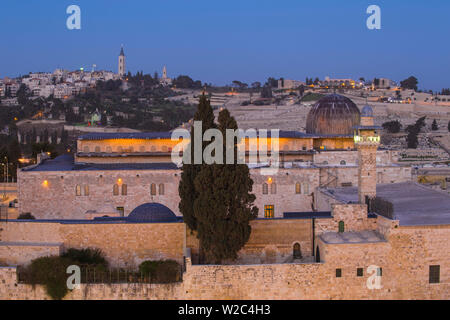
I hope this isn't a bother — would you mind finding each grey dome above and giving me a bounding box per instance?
[306,94,361,135]
[361,105,374,117]
[127,203,177,223]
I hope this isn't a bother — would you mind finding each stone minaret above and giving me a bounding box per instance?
[162,65,167,79]
[118,45,126,77]
[354,105,380,204]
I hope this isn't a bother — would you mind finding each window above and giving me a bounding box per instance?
[159,183,165,195]
[302,182,309,195]
[150,183,157,195]
[83,146,90,153]
[295,183,301,194]
[264,205,274,218]
[139,146,145,152]
[116,207,124,217]
[262,183,268,195]
[161,146,168,152]
[106,146,112,153]
[94,146,101,153]
[151,146,157,152]
[336,268,342,278]
[270,183,276,194]
[75,185,81,196]
[113,184,119,196]
[83,185,89,196]
[357,268,364,277]
[340,160,346,165]
[429,265,440,284]
[121,184,127,195]
[338,221,345,233]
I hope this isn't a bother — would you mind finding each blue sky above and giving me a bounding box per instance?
[0,0,449,90]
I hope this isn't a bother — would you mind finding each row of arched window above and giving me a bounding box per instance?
[83,146,171,153]
[76,184,165,196]
[262,182,310,195]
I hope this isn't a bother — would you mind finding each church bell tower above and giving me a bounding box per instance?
[118,45,126,77]
[354,105,381,204]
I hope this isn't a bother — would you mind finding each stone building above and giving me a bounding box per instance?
[1,94,448,300]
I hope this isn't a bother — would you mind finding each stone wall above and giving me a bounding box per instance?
[0,221,185,268]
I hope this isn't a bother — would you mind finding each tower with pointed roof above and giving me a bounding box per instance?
[118,45,126,77]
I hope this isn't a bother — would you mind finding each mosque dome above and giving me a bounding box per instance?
[306,94,361,135]
[127,203,178,223]
[361,105,374,117]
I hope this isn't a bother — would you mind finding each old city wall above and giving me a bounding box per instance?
[0,221,185,268]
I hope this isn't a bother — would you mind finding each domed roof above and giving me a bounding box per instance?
[127,203,177,223]
[306,94,361,135]
[361,105,374,117]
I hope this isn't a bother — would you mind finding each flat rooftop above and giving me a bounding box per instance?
[320,230,386,244]
[322,182,450,226]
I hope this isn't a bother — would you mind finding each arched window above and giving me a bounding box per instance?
[84,185,89,196]
[121,184,127,195]
[151,146,157,152]
[150,183,157,196]
[83,146,90,153]
[139,146,145,152]
[262,183,268,195]
[113,184,119,196]
[338,221,345,233]
[75,185,81,196]
[106,146,112,153]
[302,182,309,195]
[94,146,101,153]
[161,146,168,152]
[159,183,165,195]
[293,243,302,259]
[270,183,277,194]
[295,183,301,194]
[340,160,346,165]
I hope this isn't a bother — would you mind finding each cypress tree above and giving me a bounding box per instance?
[178,94,216,231]
[193,109,258,263]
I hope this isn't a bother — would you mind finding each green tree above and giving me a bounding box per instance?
[400,76,418,91]
[382,120,402,133]
[178,94,216,231]
[431,119,438,131]
[193,109,258,263]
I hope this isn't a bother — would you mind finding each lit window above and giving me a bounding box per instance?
[159,183,165,195]
[270,183,276,194]
[117,146,123,153]
[264,205,274,218]
[262,183,268,195]
[106,146,112,153]
[295,183,301,194]
[340,160,346,165]
[76,185,81,196]
[429,265,440,284]
[150,183,156,196]
[84,185,89,196]
[113,184,119,196]
[83,146,90,153]
[140,146,145,152]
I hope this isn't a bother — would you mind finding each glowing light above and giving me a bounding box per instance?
[42,180,49,187]
[117,178,122,184]
[267,177,273,184]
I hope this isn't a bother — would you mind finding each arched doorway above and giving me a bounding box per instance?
[293,243,302,259]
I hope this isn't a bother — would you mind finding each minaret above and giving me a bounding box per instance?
[118,45,126,77]
[354,105,380,204]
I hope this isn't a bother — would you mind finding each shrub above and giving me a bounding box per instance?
[61,248,108,267]
[138,259,181,283]
[21,256,75,300]
[17,212,35,220]
[382,120,402,133]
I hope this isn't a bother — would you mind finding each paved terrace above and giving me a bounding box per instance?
[321,182,450,226]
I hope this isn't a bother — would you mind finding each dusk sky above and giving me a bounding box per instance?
[1,0,449,91]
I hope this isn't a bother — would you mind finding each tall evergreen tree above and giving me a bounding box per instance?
[193,109,258,263]
[178,94,216,231]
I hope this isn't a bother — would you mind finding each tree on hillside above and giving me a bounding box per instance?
[178,94,216,231]
[193,109,258,263]
[406,116,426,149]
[431,119,438,131]
[400,76,418,91]
[382,120,402,133]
